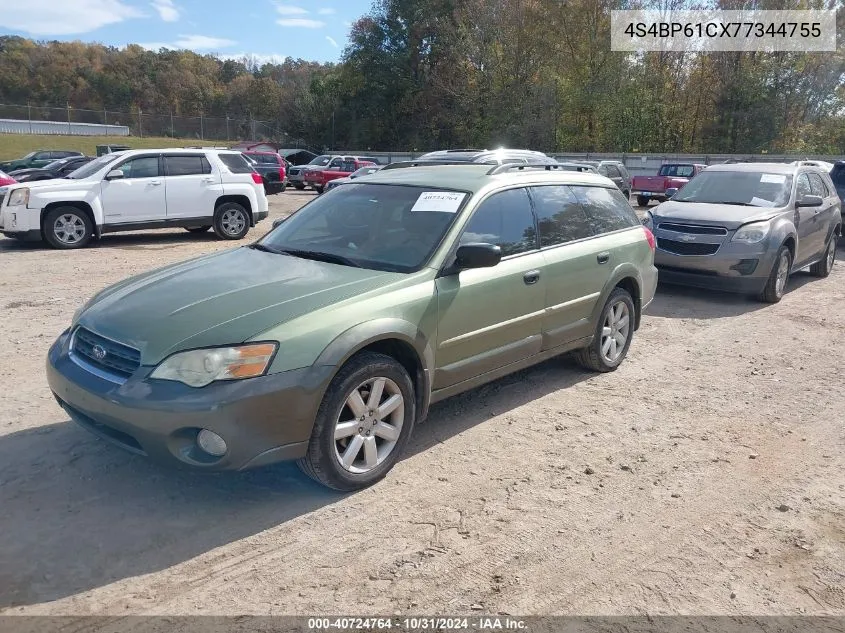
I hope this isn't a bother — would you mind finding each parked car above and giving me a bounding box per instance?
[409,148,559,165]
[243,151,287,195]
[96,144,132,156]
[830,161,845,216]
[0,169,16,187]
[632,163,707,207]
[555,162,598,173]
[0,149,268,249]
[581,161,632,198]
[305,158,378,193]
[278,149,319,166]
[324,165,384,192]
[47,163,657,490]
[9,156,95,182]
[790,159,835,172]
[0,150,83,172]
[643,163,841,303]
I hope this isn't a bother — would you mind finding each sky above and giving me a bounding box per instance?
[0,0,373,64]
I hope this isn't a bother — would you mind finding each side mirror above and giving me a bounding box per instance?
[105,169,125,180]
[665,187,679,198]
[455,243,502,270]
[796,194,823,208]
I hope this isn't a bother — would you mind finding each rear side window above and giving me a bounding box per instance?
[572,186,639,235]
[461,188,536,257]
[218,153,254,174]
[808,172,829,197]
[165,155,212,176]
[530,185,594,246]
[606,165,622,179]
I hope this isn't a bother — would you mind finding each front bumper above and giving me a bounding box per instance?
[0,203,40,237]
[47,330,333,471]
[654,245,775,295]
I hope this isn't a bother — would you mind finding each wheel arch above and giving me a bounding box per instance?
[215,194,253,225]
[592,264,643,331]
[41,201,97,239]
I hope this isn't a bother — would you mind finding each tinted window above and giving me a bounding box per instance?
[808,172,828,197]
[117,156,159,179]
[341,161,357,172]
[617,164,631,179]
[249,153,280,165]
[219,153,253,174]
[329,158,343,168]
[572,186,639,235]
[796,173,812,199]
[165,155,211,176]
[460,188,536,257]
[658,164,695,177]
[33,152,51,160]
[68,153,120,179]
[531,185,594,246]
[606,165,622,179]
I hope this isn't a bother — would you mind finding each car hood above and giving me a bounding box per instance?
[77,247,404,364]
[652,201,783,229]
[8,168,44,177]
[14,177,97,192]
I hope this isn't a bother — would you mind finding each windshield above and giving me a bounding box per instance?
[43,159,68,171]
[66,154,121,179]
[658,164,695,177]
[673,171,793,207]
[350,167,380,178]
[21,152,36,160]
[258,183,467,272]
[308,155,333,166]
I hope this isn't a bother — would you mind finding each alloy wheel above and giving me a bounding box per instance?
[53,213,86,245]
[600,301,631,364]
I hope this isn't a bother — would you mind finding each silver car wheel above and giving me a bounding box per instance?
[600,301,630,364]
[220,208,246,236]
[827,240,836,272]
[775,250,790,297]
[333,377,404,474]
[53,213,86,245]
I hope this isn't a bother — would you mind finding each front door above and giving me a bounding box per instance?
[434,188,546,390]
[162,154,221,220]
[100,155,165,224]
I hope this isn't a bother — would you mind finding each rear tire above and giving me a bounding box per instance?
[759,245,791,303]
[43,206,94,249]
[314,185,324,194]
[185,225,211,233]
[297,352,416,491]
[636,196,649,208]
[810,237,836,278]
[212,202,250,240]
[574,288,635,373]
[293,183,305,190]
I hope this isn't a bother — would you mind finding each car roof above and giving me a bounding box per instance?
[417,149,553,162]
[357,164,614,193]
[705,162,801,174]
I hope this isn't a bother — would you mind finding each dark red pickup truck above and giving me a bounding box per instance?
[304,158,377,193]
[632,163,706,207]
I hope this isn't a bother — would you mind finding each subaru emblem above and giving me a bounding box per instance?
[91,344,107,361]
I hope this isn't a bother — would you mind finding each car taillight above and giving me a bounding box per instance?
[251,173,263,184]
[643,226,656,250]
[279,167,285,179]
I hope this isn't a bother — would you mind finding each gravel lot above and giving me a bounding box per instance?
[0,191,843,616]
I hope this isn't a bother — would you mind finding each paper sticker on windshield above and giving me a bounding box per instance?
[760,174,787,184]
[411,191,466,213]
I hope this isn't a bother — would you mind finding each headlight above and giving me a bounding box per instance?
[732,220,771,244]
[150,343,278,388]
[8,188,29,207]
[641,210,653,229]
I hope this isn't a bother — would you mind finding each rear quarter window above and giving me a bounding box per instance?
[218,153,254,174]
[572,186,640,235]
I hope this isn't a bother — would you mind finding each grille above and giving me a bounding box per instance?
[657,238,720,256]
[288,167,301,176]
[658,222,728,236]
[71,327,141,380]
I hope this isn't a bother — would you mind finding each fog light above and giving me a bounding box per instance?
[197,429,227,456]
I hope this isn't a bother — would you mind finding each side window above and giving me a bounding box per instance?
[341,161,357,172]
[460,188,536,257]
[796,173,812,199]
[531,185,594,247]
[165,155,212,176]
[597,165,608,176]
[606,165,622,179]
[34,152,51,160]
[329,158,343,168]
[117,157,160,179]
[808,173,828,197]
[617,164,631,179]
[571,186,639,235]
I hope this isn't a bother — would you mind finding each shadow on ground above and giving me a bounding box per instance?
[0,356,590,609]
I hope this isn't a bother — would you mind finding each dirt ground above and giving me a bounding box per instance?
[0,190,843,617]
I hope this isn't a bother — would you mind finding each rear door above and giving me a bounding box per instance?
[808,171,837,253]
[794,173,820,266]
[434,187,546,390]
[163,154,220,220]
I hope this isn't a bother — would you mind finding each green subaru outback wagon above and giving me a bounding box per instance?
[47,163,658,491]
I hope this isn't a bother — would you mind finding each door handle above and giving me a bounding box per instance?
[597,252,610,264]
[202,178,216,184]
[149,181,162,186]
[523,270,541,285]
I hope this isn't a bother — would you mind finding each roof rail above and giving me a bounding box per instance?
[381,160,480,170]
[486,163,571,176]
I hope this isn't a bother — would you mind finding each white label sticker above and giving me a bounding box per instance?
[411,191,466,213]
[760,174,787,184]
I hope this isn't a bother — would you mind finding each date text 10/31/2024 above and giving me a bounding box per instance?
[307,617,528,630]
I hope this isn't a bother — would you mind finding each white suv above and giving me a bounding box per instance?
[0,149,269,249]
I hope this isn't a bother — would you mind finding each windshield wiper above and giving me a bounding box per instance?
[248,242,281,254]
[277,248,362,268]
[713,201,756,206]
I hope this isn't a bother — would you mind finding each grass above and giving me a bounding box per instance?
[0,134,232,160]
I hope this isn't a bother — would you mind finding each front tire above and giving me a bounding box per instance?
[810,237,836,278]
[212,202,250,240]
[297,352,416,491]
[43,207,94,249]
[574,287,635,372]
[293,182,305,190]
[636,196,649,208]
[759,245,792,303]
[314,185,324,194]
